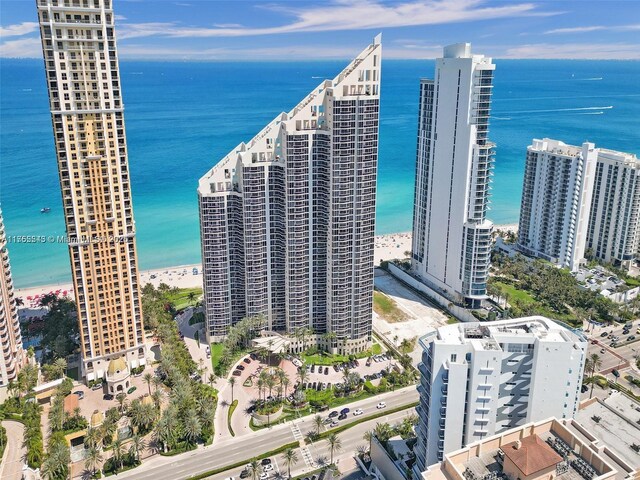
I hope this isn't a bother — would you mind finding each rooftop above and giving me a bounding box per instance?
[501,434,563,476]
[424,316,586,351]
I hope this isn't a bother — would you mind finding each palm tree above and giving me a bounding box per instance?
[282,448,299,478]
[374,422,393,444]
[116,392,127,413]
[151,389,164,410]
[143,372,154,395]
[84,445,103,476]
[326,432,342,465]
[152,376,162,392]
[587,353,603,399]
[208,373,217,387]
[228,377,237,403]
[188,291,196,305]
[363,430,373,453]
[313,415,323,436]
[183,411,202,445]
[84,425,101,449]
[129,434,146,462]
[282,376,290,399]
[249,458,260,480]
[297,368,309,387]
[112,438,125,471]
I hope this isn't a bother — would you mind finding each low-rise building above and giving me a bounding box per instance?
[420,417,638,480]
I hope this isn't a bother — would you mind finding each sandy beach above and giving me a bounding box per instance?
[15,225,518,307]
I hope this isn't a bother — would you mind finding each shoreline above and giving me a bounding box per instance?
[15,224,518,305]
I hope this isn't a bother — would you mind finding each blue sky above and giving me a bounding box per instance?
[1,0,639,60]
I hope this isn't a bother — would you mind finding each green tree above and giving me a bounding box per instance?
[282,448,299,478]
[143,372,154,396]
[326,432,342,465]
[586,353,603,399]
[248,458,260,480]
[313,414,323,436]
[84,445,103,477]
[228,376,236,403]
[129,434,146,462]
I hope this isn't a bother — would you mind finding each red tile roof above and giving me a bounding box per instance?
[502,435,563,476]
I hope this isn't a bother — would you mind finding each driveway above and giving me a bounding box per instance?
[0,420,26,480]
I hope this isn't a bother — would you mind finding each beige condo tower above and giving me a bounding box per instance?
[36,0,145,382]
[0,209,25,392]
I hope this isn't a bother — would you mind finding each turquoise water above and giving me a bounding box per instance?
[1,59,639,287]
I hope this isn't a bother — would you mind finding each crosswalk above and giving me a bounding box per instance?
[290,422,303,440]
[300,446,315,468]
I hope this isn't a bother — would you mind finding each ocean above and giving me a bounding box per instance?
[1,58,639,288]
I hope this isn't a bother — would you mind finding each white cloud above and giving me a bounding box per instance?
[115,15,128,21]
[0,22,39,38]
[501,43,640,59]
[0,38,42,58]
[544,24,640,35]
[117,0,556,39]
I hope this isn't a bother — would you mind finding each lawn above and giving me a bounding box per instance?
[493,281,578,325]
[210,343,225,370]
[493,281,536,305]
[373,291,408,322]
[166,287,202,311]
[302,345,380,366]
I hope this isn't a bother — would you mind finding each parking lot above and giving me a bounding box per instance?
[302,353,400,391]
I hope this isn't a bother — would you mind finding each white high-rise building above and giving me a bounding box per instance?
[198,37,381,353]
[36,0,146,381]
[587,148,640,271]
[414,317,586,471]
[411,43,494,308]
[517,139,598,271]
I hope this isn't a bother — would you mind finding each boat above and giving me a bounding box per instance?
[40,207,51,213]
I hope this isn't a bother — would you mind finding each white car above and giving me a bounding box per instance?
[353,408,364,416]
[263,464,274,472]
[377,401,386,409]
[259,473,269,480]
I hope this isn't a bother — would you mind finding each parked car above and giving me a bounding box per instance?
[581,384,589,393]
[263,464,274,472]
[600,332,608,337]
[629,335,636,341]
[333,365,339,372]
[240,470,250,479]
[329,410,338,418]
[73,390,84,400]
[243,358,251,364]
[261,458,272,466]
[353,408,364,416]
[259,473,268,480]
[91,383,103,391]
[377,401,386,409]
[103,394,114,401]
[338,413,347,420]
[232,370,242,376]
[600,348,606,354]
[366,357,372,367]
[324,367,329,375]
[311,365,315,373]
[612,369,620,378]
[340,407,350,415]
[127,386,137,394]
[330,421,339,427]
[237,365,245,371]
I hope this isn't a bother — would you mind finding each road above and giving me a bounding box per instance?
[116,386,418,480]
[209,408,415,480]
[0,420,26,480]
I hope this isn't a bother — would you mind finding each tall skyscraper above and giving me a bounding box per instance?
[413,317,586,471]
[0,209,25,389]
[587,148,640,271]
[199,37,381,353]
[517,139,598,271]
[36,0,145,381]
[411,43,494,308]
